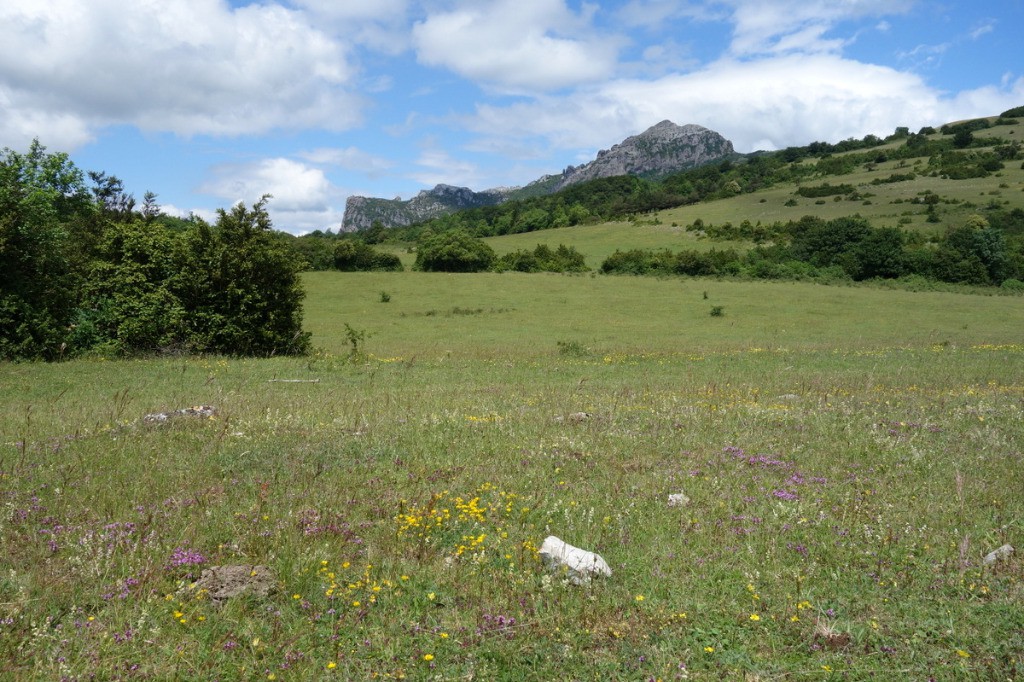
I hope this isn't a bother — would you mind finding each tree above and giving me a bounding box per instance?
[77,219,184,354]
[333,240,403,271]
[171,197,311,355]
[953,129,974,149]
[0,140,93,359]
[415,229,495,272]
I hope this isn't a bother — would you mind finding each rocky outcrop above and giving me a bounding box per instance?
[341,184,509,232]
[555,121,734,190]
[341,122,735,230]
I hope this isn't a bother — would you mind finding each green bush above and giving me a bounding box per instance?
[415,229,495,272]
[334,240,403,271]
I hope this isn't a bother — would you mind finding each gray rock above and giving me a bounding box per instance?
[142,405,217,424]
[191,565,276,602]
[982,544,1014,565]
[342,121,735,230]
[668,492,690,507]
[538,536,611,585]
[555,121,734,191]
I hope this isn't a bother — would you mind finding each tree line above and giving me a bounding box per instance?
[1,141,309,361]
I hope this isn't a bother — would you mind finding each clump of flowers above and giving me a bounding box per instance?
[166,546,207,577]
[395,483,538,570]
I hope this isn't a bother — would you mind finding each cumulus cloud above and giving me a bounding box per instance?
[0,0,360,149]
[412,0,622,92]
[198,157,349,234]
[465,54,1024,156]
[201,158,336,211]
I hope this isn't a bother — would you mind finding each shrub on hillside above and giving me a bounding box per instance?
[334,240,403,271]
[494,244,589,273]
[415,229,495,272]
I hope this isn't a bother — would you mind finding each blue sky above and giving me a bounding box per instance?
[2,0,1022,234]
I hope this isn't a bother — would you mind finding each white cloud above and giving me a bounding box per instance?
[968,19,996,41]
[726,0,913,56]
[201,158,334,211]
[198,157,349,234]
[412,0,622,92]
[298,147,395,176]
[0,0,360,149]
[408,144,481,188]
[464,54,1024,156]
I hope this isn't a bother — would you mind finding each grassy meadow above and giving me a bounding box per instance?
[2,268,1023,681]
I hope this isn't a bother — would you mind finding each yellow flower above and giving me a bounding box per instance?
[327,662,337,670]
[749,613,761,621]
[704,646,715,653]
[352,600,361,607]
[423,654,435,661]
[427,592,436,601]
[956,649,970,658]
[439,632,449,639]
[293,594,301,600]
[635,595,645,602]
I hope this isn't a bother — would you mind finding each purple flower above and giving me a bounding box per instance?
[166,546,206,571]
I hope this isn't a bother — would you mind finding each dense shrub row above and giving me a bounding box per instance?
[603,215,1024,286]
[0,142,309,360]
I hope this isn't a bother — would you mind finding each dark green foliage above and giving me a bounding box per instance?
[494,244,589,273]
[1000,105,1024,118]
[415,229,495,272]
[77,219,184,354]
[0,141,93,359]
[172,197,311,356]
[600,248,741,277]
[953,129,975,149]
[333,240,403,271]
[796,183,855,198]
[870,173,916,185]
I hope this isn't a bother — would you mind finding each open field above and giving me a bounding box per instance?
[3,274,1024,679]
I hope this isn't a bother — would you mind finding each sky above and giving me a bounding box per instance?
[1,1,1022,235]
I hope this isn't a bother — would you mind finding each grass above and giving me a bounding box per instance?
[2,270,1023,680]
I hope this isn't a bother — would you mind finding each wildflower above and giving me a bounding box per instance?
[704,646,714,653]
[439,633,449,639]
[423,654,434,661]
[749,614,761,621]
[427,592,436,601]
[327,662,337,670]
[956,649,970,658]
[352,601,361,607]
[293,594,301,600]
[635,595,645,602]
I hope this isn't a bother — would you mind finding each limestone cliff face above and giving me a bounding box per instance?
[340,184,509,232]
[556,121,734,190]
[341,122,735,231]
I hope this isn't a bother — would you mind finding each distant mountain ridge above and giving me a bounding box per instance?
[341,121,735,231]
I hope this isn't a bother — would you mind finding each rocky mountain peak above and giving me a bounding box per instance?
[341,121,735,231]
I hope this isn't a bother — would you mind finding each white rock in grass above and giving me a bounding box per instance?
[538,536,611,585]
[983,544,1014,565]
[668,492,690,507]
